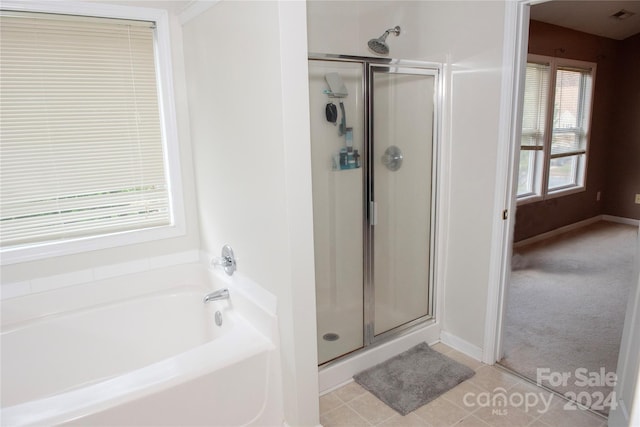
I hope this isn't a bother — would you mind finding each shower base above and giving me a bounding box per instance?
[316,303,362,365]
[318,320,439,393]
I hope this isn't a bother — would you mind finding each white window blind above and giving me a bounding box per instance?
[550,67,590,156]
[517,62,549,197]
[517,55,595,201]
[0,11,171,249]
[521,62,550,148]
[548,67,591,191]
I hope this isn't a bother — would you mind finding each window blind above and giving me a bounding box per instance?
[550,67,590,156]
[0,11,171,248]
[521,62,550,148]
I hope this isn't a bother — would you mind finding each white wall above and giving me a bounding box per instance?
[181,1,319,425]
[0,1,201,291]
[307,0,507,352]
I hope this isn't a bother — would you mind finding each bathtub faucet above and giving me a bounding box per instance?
[203,288,230,303]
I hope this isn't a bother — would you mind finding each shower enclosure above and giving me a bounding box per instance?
[309,54,440,365]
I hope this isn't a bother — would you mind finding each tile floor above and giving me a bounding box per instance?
[319,343,608,427]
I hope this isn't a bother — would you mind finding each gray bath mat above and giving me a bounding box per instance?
[353,342,475,415]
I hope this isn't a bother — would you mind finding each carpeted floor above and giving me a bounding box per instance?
[500,220,638,415]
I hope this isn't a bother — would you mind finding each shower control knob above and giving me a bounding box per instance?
[382,146,403,171]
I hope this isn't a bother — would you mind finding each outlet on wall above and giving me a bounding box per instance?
[635,194,640,204]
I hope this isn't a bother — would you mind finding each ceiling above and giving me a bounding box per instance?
[531,1,640,40]
[101,1,640,41]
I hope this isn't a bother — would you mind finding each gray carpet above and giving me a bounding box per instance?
[353,342,475,416]
[501,221,638,415]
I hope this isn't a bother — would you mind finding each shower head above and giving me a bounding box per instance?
[367,26,401,55]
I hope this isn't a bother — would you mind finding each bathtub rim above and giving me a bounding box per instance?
[1,262,214,328]
[1,283,215,333]
[1,261,283,426]
[2,307,274,426]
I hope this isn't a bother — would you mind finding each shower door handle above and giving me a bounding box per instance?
[369,201,378,226]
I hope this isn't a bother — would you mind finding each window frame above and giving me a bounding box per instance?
[517,54,596,205]
[0,0,185,265]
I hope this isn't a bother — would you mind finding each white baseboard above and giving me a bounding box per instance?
[602,215,640,227]
[514,214,639,248]
[440,331,483,361]
[514,216,601,248]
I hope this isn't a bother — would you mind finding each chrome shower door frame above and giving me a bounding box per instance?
[366,62,441,346]
[309,53,443,361]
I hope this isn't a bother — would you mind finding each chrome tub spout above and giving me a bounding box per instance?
[203,288,230,303]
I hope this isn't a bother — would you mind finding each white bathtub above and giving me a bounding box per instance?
[0,263,283,426]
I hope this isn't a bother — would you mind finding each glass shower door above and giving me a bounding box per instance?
[370,66,436,338]
[309,59,365,364]
[309,56,439,365]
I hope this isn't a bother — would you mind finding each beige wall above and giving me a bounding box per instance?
[515,20,638,242]
[606,33,640,220]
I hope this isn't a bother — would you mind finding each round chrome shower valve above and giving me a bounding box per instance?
[382,145,403,171]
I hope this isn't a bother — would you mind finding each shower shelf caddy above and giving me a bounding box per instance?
[324,73,361,171]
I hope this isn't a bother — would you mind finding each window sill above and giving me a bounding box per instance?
[0,224,186,266]
[516,194,543,206]
[546,185,586,199]
[516,186,586,206]
[0,249,199,300]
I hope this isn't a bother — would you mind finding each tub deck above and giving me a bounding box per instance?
[1,263,282,426]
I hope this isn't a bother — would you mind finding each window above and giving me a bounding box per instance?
[517,54,596,203]
[0,4,184,264]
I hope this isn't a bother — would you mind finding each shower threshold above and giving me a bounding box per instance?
[318,318,439,393]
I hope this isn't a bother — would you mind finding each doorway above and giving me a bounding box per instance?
[494,2,637,418]
[308,55,440,365]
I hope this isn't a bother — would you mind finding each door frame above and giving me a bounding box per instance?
[482,0,530,366]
